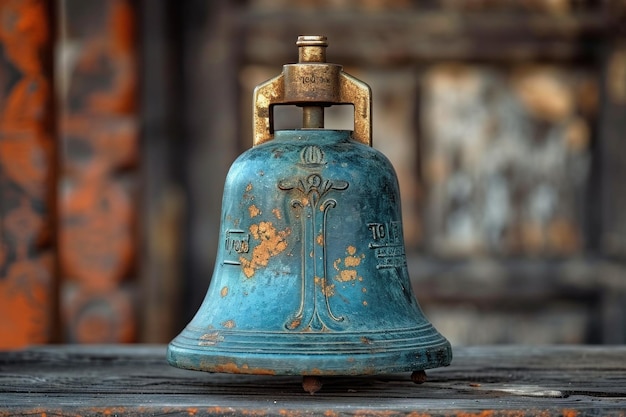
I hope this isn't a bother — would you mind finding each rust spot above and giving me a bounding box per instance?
[245,183,253,192]
[248,204,261,218]
[563,410,578,417]
[240,221,290,278]
[220,286,228,297]
[314,276,335,296]
[212,362,276,375]
[322,283,335,297]
[362,300,368,306]
[360,337,372,344]
[333,258,341,271]
[211,362,243,373]
[221,319,236,329]
[272,208,282,219]
[186,408,198,416]
[288,318,302,329]
[453,411,494,417]
[248,205,260,217]
[344,254,363,267]
[199,332,221,346]
[316,233,324,246]
[337,270,357,282]
[334,246,364,283]
[362,287,367,293]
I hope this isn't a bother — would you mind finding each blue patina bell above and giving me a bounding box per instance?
[167,36,451,392]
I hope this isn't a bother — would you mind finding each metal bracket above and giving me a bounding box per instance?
[252,36,372,147]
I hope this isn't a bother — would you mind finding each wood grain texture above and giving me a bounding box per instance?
[0,345,624,416]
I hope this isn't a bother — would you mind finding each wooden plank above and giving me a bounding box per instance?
[0,345,625,416]
[0,0,57,348]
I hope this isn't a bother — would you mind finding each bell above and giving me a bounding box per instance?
[167,35,452,391]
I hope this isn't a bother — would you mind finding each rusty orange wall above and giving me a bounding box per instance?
[0,0,56,349]
[59,0,138,343]
[0,0,139,348]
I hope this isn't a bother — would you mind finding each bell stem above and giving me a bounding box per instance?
[298,36,326,130]
[302,106,324,128]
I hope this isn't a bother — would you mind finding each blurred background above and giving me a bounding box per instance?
[1,0,625,348]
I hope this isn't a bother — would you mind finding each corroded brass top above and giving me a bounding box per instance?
[296,35,327,62]
[253,36,372,147]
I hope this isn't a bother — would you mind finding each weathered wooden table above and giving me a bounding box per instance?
[0,345,624,416]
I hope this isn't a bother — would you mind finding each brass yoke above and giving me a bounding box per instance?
[252,35,372,147]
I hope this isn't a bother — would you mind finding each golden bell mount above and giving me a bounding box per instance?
[252,35,372,147]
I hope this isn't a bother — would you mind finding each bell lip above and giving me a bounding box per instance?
[166,324,452,376]
[166,340,451,376]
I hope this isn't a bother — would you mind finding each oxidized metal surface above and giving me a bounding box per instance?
[168,36,451,376]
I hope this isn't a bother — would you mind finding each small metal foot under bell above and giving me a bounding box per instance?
[411,370,428,384]
[302,376,323,395]
[167,35,452,391]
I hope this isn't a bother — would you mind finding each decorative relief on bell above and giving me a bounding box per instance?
[278,147,350,332]
[300,145,325,166]
[223,229,250,266]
